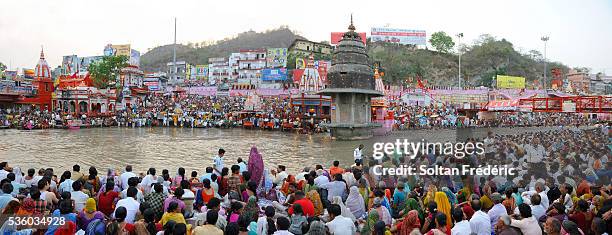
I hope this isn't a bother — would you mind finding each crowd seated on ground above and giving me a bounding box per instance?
[0,126,610,234]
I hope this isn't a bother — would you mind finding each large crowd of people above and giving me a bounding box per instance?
[0,125,609,234]
[0,94,603,133]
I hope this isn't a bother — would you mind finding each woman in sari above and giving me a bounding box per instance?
[441,187,457,208]
[392,182,408,218]
[402,198,425,222]
[362,197,392,234]
[280,175,296,195]
[303,176,324,216]
[395,210,421,235]
[331,196,356,222]
[77,198,105,231]
[357,178,370,209]
[434,191,452,231]
[423,184,438,205]
[479,184,493,210]
[242,196,260,223]
[346,186,366,219]
[247,146,264,188]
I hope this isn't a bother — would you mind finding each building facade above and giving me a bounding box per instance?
[288,39,333,55]
[237,49,267,85]
[208,57,231,85]
[567,69,591,93]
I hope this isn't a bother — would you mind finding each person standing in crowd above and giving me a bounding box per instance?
[213,148,226,176]
[354,144,364,165]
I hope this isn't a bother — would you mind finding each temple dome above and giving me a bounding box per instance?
[34,47,52,79]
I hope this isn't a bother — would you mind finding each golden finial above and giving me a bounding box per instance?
[348,14,355,31]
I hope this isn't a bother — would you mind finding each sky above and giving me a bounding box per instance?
[1,0,611,74]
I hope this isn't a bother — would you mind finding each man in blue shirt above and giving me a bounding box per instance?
[0,183,16,210]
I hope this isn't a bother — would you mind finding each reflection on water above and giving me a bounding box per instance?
[0,127,553,174]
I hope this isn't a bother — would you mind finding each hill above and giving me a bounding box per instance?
[140,27,304,72]
[368,34,569,87]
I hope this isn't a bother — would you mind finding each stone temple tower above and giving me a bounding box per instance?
[318,16,383,140]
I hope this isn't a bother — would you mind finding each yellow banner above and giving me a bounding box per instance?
[111,44,131,57]
[496,75,525,89]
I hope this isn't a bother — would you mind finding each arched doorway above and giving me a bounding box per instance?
[69,101,76,113]
[79,101,87,114]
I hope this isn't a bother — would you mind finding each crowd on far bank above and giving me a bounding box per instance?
[0,126,610,234]
[0,94,606,133]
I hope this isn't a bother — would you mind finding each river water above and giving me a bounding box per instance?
[0,127,562,174]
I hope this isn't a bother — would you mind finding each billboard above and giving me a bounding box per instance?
[111,44,131,57]
[261,68,287,81]
[331,32,367,45]
[4,71,17,80]
[130,49,140,66]
[144,81,159,91]
[78,56,103,73]
[195,65,208,80]
[496,75,526,89]
[23,69,35,79]
[371,28,426,45]
[62,55,79,75]
[315,60,331,84]
[266,48,287,68]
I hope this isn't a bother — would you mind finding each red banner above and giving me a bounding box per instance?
[293,69,305,83]
[331,32,367,45]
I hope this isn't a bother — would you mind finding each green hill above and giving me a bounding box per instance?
[140,27,304,72]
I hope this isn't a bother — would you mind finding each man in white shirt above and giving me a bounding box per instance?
[511,204,542,235]
[353,144,364,165]
[114,187,140,223]
[200,167,214,183]
[0,162,10,181]
[313,170,329,187]
[469,200,492,235]
[451,207,472,235]
[70,181,89,212]
[487,193,507,231]
[326,204,356,235]
[213,149,225,176]
[272,165,288,185]
[120,165,137,190]
[237,158,248,173]
[319,174,347,202]
[139,168,158,194]
[522,182,549,209]
[273,216,294,235]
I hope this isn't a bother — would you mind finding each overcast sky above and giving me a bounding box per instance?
[1,0,611,73]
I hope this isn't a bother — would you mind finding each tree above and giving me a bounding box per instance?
[0,62,5,79]
[88,55,128,89]
[429,31,455,53]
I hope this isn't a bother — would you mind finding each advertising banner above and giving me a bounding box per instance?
[144,81,159,91]
[266,48,287,68]
[78,56,103,73]
[130,49,140,66]
[195,65,208,80]
[23,69,35,79]
[261,68,287,81]
[111,44,131,57]
[296,58,306,69]
[496,75,526,89]
[370,28,426,45]
[4,71,17,80]
[293,69,304,83]
[315,60,331,84]
[331,32,367,45]
[62,55,79,75]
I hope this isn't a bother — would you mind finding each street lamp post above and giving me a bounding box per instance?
[457,33,463,88]
[541,36,549,89]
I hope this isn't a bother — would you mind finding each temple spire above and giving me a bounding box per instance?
[40,45,45,59]
[348,14,355,31]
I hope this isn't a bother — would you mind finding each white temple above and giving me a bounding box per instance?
[298,55,323,93]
